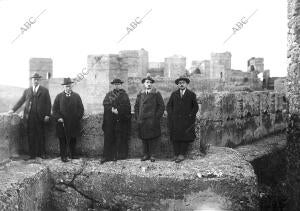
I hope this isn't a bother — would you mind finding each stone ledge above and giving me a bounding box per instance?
[0,160,51,210]
[0,146,259,210]
[44,146,258,210]
[235,133,286,162]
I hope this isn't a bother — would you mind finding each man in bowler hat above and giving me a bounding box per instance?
[167,75,199,163]
[134,74,165,162]
[52,78,84,162]
[101,78,131,164]
[8,72,51,159]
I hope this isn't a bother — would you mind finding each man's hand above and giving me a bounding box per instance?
[44,116,50,122]
[112,107,118,114]
[7,110,14,115]
[58,118,64,123]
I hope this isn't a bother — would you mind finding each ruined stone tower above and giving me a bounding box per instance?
[210,52,231,80]
[164,55,186,78]
[29,58,53,87]
[119,49,148,77]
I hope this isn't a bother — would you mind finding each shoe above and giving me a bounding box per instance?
[171,156,178,162]
[61,157,68,162]
[41,155,47,159]
[175,155,184,163]
[113,157,117,162]
[141,155,150,161]
[71,155,80,159]
[100,158,109,164]
[150,156,155,162]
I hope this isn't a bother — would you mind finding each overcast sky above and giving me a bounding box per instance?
[0,0,287,88]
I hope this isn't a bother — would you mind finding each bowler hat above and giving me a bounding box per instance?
[111,78,124,84]
[141,73,155,83]
[30,72,42,79]
[175,76,190,85]
[61,78,74,85]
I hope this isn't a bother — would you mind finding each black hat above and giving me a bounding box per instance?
[175,76,190,85]
[111,78,124,84]
[61,78,74,85]
[30,72,42,79]
[141,73,155,83]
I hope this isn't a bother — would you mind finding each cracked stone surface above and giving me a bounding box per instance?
[43,146,258,211]
[0,146,259,211]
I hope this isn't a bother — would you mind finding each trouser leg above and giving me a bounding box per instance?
[149,138,158,158]
[69,137,77,158]
[180,142,189,156]
[142,139,150,157]
[172,141,180,156]
[27,116,37,158]
[59,137,67,159]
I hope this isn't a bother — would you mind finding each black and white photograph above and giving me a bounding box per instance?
[0,0,296,210]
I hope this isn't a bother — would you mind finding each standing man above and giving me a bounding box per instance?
[52,78,84,162]
[101,78,131,164]
[8,72,51,159]
[134,74,165,162]
[167,75,199,163]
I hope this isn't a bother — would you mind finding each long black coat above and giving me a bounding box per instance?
[134,88,165,140]
[102,89,131,159]
[12,86,51,121]
[167,89,199,142]
[52,92,84,138]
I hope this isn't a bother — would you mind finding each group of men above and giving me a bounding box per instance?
[101,74,199,163]
[8,72,199,164]
[8,74,84,162]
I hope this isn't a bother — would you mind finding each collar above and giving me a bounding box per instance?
[33,84,40,92]
[64,90,72,97]
[180,88,186,94]
[142,87,156,94]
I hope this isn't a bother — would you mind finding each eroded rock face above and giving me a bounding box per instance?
[44,147,258,211]
[0,160,51,210]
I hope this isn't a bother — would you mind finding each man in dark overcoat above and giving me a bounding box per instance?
[167,76,199,163]
[8,72,51,159]
[101,78,131,164]
[52,78,84,162]
[134,74,165,162]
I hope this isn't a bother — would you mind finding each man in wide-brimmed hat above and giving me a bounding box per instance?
[101,78,131,164]
[134,74,165,162]
[52,78,84,162]
[167,75,199,163]
[8,72,51,159]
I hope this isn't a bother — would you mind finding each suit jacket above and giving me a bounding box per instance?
[167,89,199,142]
[52,91,84,138]
[134,88,165,140]
[12,86,51,121]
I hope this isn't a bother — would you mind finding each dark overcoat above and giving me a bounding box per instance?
[134,88,165,140]
[12,86,51,121]
[102,89,131,158]
[167,89,199,142]
[52,91,84,138]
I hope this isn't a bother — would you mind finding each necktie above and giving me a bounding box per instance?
[33,86,37,94]
[180,90,183,98]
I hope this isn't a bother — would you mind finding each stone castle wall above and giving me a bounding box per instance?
[0,91,287,163]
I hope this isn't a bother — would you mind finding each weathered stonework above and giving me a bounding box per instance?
[287,0,300,210]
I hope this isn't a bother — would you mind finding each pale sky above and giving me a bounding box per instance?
[0,0,287,88]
